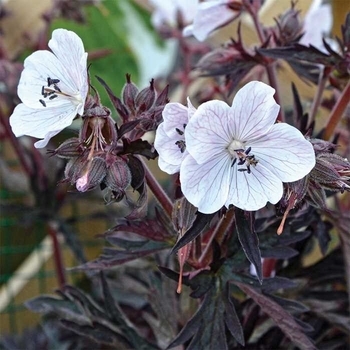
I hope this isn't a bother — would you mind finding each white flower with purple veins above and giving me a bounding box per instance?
[10,28,88,148]
[183,0,241,42]
[154,98,196,174]
[150,0,198,28]
[180,81,316,214]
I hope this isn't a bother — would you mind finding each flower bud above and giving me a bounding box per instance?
[105,158,132,193]
[76,157,107,192]
[276,5,303,44]
[135,79,156,114]
[51,137,84,158]
[122,74,139,113]
[197,47,243,73]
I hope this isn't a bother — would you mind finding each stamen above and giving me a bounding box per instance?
[47,77,60,86]
[49,94,58,100]
[53,84,61,92]
[176,128,184,135]
[175,140,186,153]
[39,99,46,107]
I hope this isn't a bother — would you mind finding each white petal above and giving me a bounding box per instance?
[158,157,181,174]
[34,130,61,148]
[183,24,194,37]
[162,102,189,137]
[226,163,283,211]
[18,51,81,108]
[229,81,280,141]
[180,153,231,214]
[190,1,237,41]
[249,123,316,182]
[10,102,78,140]
[154,123,185,174]
[185,100,231,164]
[49,29,88,91]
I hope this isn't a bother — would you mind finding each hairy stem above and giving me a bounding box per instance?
[323,79,350,140]
[141,158,173,217]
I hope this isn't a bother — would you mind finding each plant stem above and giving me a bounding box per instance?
[199,208,235,263]
[141,158,173,218]
[308,66,330,128]
[48,221,66,289]
[323,79,350,140]
[247,2,285,122]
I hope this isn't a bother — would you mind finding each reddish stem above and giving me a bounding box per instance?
[323,80,350,140]
[141,158,173,218]
[48,222,66,289]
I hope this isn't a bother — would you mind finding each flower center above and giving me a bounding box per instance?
[227,139,258,174]
[175,124,187,153]
[38,76,80,107]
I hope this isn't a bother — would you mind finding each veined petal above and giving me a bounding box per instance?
[229,81,280,141]
[34,130,62,148]
[154,123,185,174]
[49,29,88,91]
[162,102,189,138]
[18,51,81,108]
[10,102,78,143]
[226,163,283,211]
[180,153,231,214]
[249,123,316,182]
[185,100,231,164]
[187,97,196,119]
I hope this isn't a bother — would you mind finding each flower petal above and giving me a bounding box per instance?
[226,163,283,211]
[34,130,62,148]
[162,102,189,138]
[229,81,280,141]
[180,153,231,214]
[187,0,238,41]
[249,123,316,182]
[10,102,79,146]
[185,100,231,164]
[154,123,185,174]
[18,51,80,108]
[49,29,88,93]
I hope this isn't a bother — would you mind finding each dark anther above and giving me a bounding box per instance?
[176,128,184,135]
[47,77,60,86]
[49,94,58,100]
[238,159,245,165]
[175,140,186,153]
[238,168,248,172]
[41,86,45,95]
[53,84,61,92]
[245,147,251,155]
[231,158,237,167]
[39,99,46,107]
[183,124,187,129]
[234,148,245,153]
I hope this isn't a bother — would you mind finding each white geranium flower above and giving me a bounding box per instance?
[10,28,88,148]
[150,0,198,28]
[154,98,196,174]
[183,0,241,42]
[180,81,316,214]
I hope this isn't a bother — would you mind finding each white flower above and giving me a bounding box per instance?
[154,98,196,174]
[10,28,88,148]
[150,0,198,28]
[183,0,241,42]
[299,0,333,52]
[180,81,316,214]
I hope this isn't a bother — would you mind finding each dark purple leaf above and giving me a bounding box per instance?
[260,277,296,293]
[261,246,299,259]
[117,119,141,139]
[223,284,245,346]
[342,12,350,49]
[122,139,157,159]
[235,282,316,350]
[235,209,263,283]
[313,219,332,255]
[170,212,215,254]
[267,294,309,313]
